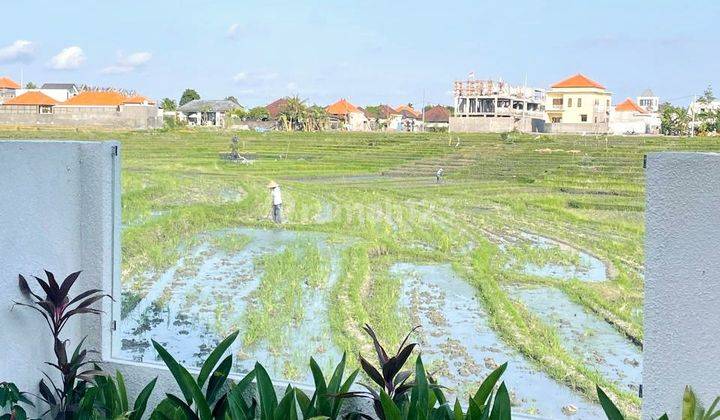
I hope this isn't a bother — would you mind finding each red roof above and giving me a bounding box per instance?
[266,98,288,119]
[325,99,360,115]
[63,91,127,106]
[395,104,420,118]
[424,106,450,123]
[615,98,646,113]
[3,91,58,106]
[123,95,155,105]
[551,73,605,89]
[0,77,20,90]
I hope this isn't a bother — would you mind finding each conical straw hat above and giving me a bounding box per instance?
[267,180,279,188]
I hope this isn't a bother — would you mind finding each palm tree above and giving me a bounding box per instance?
[278,96,308,131]
[307,105,329,131]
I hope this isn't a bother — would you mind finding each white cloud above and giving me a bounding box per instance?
[227,23,241,39]
[232,71,278,84]
[0,40,35,63]
[101,51,152,74]
[49,46,85,70]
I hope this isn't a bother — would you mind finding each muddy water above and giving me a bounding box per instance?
[510,232,607,282]
[118,227,343,383]
[393,263,605,419]
[506,285,642,393]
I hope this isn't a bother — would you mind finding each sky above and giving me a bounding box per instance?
[1,0,718,108]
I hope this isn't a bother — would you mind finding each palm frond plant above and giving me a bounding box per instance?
[77,370,156,420]
[15,271,110,418]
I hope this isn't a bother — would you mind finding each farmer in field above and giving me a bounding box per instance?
[268,181,282,223]
[436,167,444,183]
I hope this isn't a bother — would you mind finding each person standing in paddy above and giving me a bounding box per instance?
[268,181,282,223]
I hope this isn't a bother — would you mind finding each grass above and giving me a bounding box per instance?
[5,127,720,415]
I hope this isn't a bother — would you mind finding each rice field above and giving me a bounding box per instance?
[5,128,720,418]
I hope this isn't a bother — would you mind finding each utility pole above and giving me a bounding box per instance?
[690,95,696,137]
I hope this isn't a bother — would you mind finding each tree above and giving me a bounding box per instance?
[699,85,715,104]
[277,96,308,131]
[179,89,200,106]
[225,96,240,105]
[247,106,270,120]
[160,98,177,110]
[307,105,329,131]
[25,82,37,89]
[659,102,690,136]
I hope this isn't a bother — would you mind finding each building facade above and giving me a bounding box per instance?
[449,78,545,133]
[610,98,661,135]
[0,77,20,103]
[637,89,660,113]
[545,74,612,134]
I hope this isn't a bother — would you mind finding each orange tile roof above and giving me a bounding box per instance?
[123,94,155,105]
[615,98,646,113]
[395,104,420,118]
[551,73,605,89]
[325,98,360,115]
[63,91,127,106]
[0,77,20,90]
[3,91,59,106]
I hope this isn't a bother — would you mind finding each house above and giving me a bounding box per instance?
[450,78,546,133]
[325,99,369,131]
[637,89,660,113]
[545,73,612,134]
[13,83,79,102]
[265,98,289,120]
[178,99,241,126]
[0,89,162,129]
[424,106,450,131]
[0,77,20,103]
[610,98,661,135]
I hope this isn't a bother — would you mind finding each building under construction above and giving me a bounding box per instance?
[449,79,546,133]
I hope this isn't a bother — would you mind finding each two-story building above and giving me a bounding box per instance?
[0,77,20,104]
[545,73,612,134]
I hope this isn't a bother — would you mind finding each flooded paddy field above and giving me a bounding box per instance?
[9,129,703,414]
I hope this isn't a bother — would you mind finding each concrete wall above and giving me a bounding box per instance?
[449,116,544,133]
[0,104,161,129]
[644,152,720,418]
[0,140,119,411]
[544,122,610,134]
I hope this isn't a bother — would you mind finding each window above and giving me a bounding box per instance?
[577,98,582,107]
[552,98,563,107]
[581,114,588,122]
[595,99,600,106]
[39,105,53,114]
[567,98,573,107]
[552,116,561,123]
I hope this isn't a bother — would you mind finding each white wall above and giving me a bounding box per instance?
[644,152,720,418]
[0,140,118,410]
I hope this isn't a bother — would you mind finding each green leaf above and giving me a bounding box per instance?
[206,355,232,403]
[413,355,430,420]
[130,377,157,420]
[380,390,403,420]
[597,386,625,420]
[274,390,296,420]
[453,399,464,420]
[488,382,510,420]
[165,394,200,420]
[255,362,278,420]
[472,362,507,408]
[332,368,359,418]
[198,331,239,388]
[310,357,329,414]
[117,370,129,413]
[152,339,194,404]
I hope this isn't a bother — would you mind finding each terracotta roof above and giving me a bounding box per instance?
[378,105,397,118]
[551,73,605,89]
[3,91,59,106]
[63,91,127,106]
[0,77,20,90]
[423,105,450,123]
[395,104,420,118]
[615,98,646,113]
[266,98,288,119]
[123,95,155,105]
[325,99,360,115]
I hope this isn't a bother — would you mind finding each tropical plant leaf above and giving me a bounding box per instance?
[198,331,239,388]
[206,355,232,403]
[488,382,510,420]
[130,377,157,420]
[255,362,278,420]
[359,355,385,389]
[597,386,625,420]
[379,390,402,420]
[473,362,507,408]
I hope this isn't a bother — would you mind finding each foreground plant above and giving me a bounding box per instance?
[78,370,156,420]
[597,385,720,420]
[15,271,110,418]
[0,382,34,420]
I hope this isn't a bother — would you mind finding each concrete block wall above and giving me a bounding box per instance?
[449,116,544,133]
[644,152,720,418]
[0,105,161,129]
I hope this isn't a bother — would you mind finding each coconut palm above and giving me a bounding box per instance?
[277,95,308,131]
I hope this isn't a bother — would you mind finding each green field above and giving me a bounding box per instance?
[5,128,720,416]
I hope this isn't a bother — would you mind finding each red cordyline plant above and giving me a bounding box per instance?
[15,270,110,418]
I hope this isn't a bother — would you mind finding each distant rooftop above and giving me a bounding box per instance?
[3,91,58,106]
[178,99,241,113]
[639,89,656,97]
[551,73,605,90]
[41,83,78,90]
[266,98,289,119]
[0,77,20,90]
[424,106,450,123]
[615,98,647,113]
[325,99,360,115]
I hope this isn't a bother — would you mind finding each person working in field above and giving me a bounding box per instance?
[436,167,444,183]
[268,181,282,223]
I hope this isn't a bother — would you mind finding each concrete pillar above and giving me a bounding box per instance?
[644,152,720,419]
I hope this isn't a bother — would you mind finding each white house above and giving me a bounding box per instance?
[14,83,79,103]
[610,98,661,135]
[637,89,660,113]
